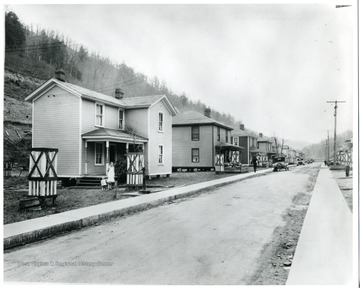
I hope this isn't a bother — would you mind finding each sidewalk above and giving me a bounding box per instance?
[286,164,353,285]
[4,169,271,249]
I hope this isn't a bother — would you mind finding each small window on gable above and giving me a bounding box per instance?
[191,126,200,141]
[118,109,125,130]
[159,112,163,131]
[95,103,104,127]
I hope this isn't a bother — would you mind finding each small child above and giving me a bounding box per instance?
[101,177,107,190]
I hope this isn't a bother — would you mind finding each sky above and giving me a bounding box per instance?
[5,2,356,144]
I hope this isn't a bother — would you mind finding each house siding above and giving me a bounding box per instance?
[105,104,119,130]
[81,99,119,133]
[239,136,249,164]
[125,108,149,170]
[33,86,80,177]
[148,101,172,175]
[124,108,149,138]
[172,125,213,168]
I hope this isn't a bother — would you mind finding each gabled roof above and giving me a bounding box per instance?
[82,128,148,142]
[216,141,244,151]
[232,128,258,138]
[172,111,233,130]
[257,136,273,143]
[25,78,177,115]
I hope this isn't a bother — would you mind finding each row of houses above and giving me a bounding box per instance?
[25,71,303,181]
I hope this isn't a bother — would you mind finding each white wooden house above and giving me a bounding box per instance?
[25,72,177,180]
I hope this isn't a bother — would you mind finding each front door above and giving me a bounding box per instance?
[110,144,117,164]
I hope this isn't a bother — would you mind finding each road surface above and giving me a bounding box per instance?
[4,164,321,284]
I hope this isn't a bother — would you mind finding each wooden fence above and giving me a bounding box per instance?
[127,152,144,185]
[28,148,58,199]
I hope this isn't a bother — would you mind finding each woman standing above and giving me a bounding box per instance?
[107,162,115,190]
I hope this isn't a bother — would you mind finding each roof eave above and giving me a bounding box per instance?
[82,135,148,143]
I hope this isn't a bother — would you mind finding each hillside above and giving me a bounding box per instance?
[301,130,353,159]
[4,10,317,167]
[3,11,244,166]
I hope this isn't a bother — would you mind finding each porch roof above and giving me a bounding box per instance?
[82,128,148,143]
[216,141,244,151]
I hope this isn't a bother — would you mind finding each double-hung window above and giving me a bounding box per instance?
[226,131,229,143]
[159,112,163,132]
[191,126,199,141]
[192,148,200,163]
[95,143,104,165]
[159,145,163,164]
[217,127,220,141]
[234,137,238,145]
[118,109,125,130]
[95,103,104,127]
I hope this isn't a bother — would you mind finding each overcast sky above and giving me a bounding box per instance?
[6,2,355,144]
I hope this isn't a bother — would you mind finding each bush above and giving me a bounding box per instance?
[115,155,127,184]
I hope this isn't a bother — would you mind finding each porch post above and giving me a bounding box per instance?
[106,141,110,171]
[126,143,129,154]
[84,141,88,175]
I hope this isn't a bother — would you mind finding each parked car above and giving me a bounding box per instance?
[297,158,305,166]
[272,156,289,172]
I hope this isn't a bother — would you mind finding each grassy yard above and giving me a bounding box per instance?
[4,171,242,225]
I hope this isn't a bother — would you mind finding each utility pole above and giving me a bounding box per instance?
[326,100,346,164]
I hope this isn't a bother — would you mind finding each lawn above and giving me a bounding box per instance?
[3,171,241,225]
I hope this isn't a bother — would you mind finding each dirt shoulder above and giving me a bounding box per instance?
[247,164,320,285]
[4,170,257,225]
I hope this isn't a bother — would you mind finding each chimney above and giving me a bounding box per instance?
[204,108,211,118]
[240,124,245,130]
[115,88,124,99]
[54,68,65,82]
[259,132,263,138]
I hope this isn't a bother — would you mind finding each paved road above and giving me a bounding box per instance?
[4,164,321,284]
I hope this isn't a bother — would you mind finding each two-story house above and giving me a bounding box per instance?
[231,124,260,165]
[25,70,177,181]
[172,109,241,171]
[257,133,277,166]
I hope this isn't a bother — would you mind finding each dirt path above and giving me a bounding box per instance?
[4,164,321,284]
[248,163,320,284]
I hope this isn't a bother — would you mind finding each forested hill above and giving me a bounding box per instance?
[4,11,239,127]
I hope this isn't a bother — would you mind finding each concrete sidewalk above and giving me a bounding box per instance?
[286,165,353,285]
[4,169,271,249]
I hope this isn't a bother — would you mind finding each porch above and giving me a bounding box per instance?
[215,142,245,173]
[82,128,148,178]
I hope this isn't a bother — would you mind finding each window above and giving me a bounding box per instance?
[230,136,234,144]
[95,143,104,165]
[234,137,238,145]
[192,148,200,163]
[226,131,229,143]
[95,103,104,127]
[159,145,163,164]
[217,127,220,141]
[118,109,125,130]
[159,112,163,131]
[191,126,200,141]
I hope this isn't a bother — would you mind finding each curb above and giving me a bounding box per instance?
[4,169,272,250]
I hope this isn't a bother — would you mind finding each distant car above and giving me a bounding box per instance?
[297,158,305,166]
[272,156,289,172]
